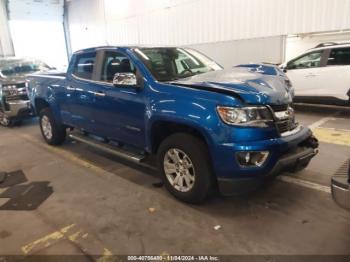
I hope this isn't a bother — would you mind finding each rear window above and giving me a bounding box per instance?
[72,52,96,80]
[327,48,350,66]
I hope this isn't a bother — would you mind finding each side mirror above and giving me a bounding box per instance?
[113,73,137,87]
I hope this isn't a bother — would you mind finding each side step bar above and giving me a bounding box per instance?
[68,132,145,163]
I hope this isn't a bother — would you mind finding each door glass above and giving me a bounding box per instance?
[327,48,350,66]
[72,52,96,80]
[287,51,322,70]
[100,51,137,82]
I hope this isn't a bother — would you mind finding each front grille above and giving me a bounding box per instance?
[270,104,288,112]
[270,104,297,135]
[276,119,297,133]
[15,83,26,88]
[3,83,26,89]
[5,94,29,101]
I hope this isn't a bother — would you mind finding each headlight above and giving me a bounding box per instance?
[217,106,273,127]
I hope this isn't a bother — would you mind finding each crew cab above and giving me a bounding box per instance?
[281,42,350,106]
[27,46,319,203]
[0,58,51,126]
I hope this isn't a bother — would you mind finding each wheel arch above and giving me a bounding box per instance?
[34,98,50,115]
[149,119,213,155]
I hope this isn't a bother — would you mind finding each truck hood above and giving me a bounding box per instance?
[169,68,293,105]
[0,74,27,84]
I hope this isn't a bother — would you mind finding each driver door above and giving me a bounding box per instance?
[285,50,328,96]
[92,50,146,149]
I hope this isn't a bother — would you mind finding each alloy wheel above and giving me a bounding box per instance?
[41,115,53,140]
[163,148,196,192]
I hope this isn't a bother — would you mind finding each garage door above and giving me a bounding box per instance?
[7,0,67,69]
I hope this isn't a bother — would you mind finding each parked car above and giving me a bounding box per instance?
[0,57,51,126]
[236,63,294,97]
[331,160,350,210]
[281,43,350,105]
[280,42,350,106]
[27,46,319,203]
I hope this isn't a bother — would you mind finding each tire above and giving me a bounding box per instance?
[157,133,214,204]
[39,107,66,145]
[0,110,12,127]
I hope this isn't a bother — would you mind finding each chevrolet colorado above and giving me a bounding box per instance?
[27,46,319,203]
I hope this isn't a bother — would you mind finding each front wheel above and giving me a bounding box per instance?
[0,112,12,127]
[39,108,66,145]
[158,133,214,204]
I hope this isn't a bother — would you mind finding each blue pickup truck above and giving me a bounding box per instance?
[27,46,319,203]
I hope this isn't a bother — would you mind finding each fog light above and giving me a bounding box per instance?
[236,151,269,167]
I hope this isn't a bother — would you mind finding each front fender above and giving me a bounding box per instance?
[145,97,219,152]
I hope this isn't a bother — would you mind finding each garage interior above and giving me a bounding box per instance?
[0,0,350,260]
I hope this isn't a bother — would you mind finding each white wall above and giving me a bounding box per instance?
[8,0,68,69]
[67,0,350,51]
[0,0,14,57]
[188,36,285,68]
[66,0,106,52]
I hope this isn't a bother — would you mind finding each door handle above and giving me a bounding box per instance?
[305,73,318,78]
[66,86,76,91]
[93,91,106,97]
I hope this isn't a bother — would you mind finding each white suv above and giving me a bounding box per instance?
[281,43,350,106]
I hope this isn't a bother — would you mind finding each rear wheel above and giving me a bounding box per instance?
[39,108,66,145]
[158,133,213,204]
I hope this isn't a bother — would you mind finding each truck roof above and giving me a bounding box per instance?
[73,46,183,55]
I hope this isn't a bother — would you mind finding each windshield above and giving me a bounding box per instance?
[134,48,222,81]
[0,59,51,77]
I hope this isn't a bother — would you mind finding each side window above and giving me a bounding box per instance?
[287,51,323,70]
[72,52,96,80]
[327,48,350,66]
[100,51,136,82]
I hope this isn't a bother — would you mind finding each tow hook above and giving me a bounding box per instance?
[302,135,319,149]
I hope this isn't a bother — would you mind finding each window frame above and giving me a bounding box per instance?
[96,50,137,83]
[326,47,350,67]
[71,51,99,81]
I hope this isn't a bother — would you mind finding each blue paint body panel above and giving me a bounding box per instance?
[27,47,314,188]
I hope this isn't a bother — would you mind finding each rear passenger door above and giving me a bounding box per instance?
[68,51,101,133]
[92,50,146,149]
[313,47,350,100]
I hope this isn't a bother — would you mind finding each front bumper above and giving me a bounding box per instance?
[216,128,319,196]
[331,161,350,210]
[5,100,34,119]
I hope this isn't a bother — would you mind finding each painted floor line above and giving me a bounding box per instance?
[312,127,350,147]
[316,126,350,132]
[308,112,340,130]
[278,175,331,194]
[22,224,76,254]
[20,134,110,177]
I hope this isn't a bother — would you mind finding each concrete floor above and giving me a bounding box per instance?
[0,105,349,258]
